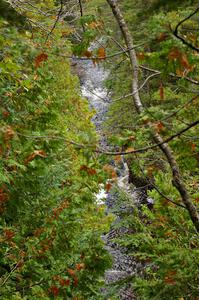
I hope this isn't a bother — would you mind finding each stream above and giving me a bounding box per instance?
[73,55,142,299]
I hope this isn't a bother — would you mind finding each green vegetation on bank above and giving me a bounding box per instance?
[83,0,199,299]
[0,2,112,299]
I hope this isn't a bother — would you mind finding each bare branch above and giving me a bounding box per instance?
[17,119,199,156]
[45,0,64,44]
[173,7,199,52]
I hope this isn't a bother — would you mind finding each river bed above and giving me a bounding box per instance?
[74,55,139,300]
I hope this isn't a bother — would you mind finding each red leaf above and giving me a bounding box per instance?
[49,286,59,297]
[73,276,78,287]
[67,268,76,277]
[155,121,164,133]
[159,84,164,100]
[4,229,15,240]
[35,53,48,68]
[105,182,112,192]
[3,110,10,118]
[80,165,97,176]
[64,279,71,286]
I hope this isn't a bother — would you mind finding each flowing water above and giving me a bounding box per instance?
[74,56,142,299]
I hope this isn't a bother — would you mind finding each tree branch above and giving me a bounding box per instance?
[106,0,199,232]
[17,119,199,156]
[172,7,199,52]
[45,0,63,44]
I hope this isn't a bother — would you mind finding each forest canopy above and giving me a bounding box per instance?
[0,0,199,299]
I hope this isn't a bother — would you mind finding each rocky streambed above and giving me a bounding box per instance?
[73,55,145,299]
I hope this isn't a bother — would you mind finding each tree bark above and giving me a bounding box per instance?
[106,0,199,232]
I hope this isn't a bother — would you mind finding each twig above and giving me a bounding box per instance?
[112,72,161,102]
[152,184,186,209]
[45,0,63,44]
[78,0,85,32]
[135,154,186,209]
[140,65,199,85]
[173,7,199,52]
[161,95,199,122]
[0,260,23,287]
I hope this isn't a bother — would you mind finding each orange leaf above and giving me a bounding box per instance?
[87,168,97,175]
[88,21,103,29]
[114,155,122,163]
[137,52,145,60]
[127,135,136,141]
[180,53,190,69]
[191,143,196,151]
[83,50,92,58]
[35,53,48,68]
[164,277,176,285]
[156,32,168,42]
[76,263,85,271]
[164,270,177,285]
[176,68,184,76]
[97,47,106,59]
[4,126,15,141]
[24,150,47,165]
[194,197,199,203]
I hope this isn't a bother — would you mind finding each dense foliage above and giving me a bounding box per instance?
[1,0,199,299]
[0,2,112,299]
[83,0,199,299]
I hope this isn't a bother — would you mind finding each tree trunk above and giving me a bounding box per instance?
[106,0,199,233]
